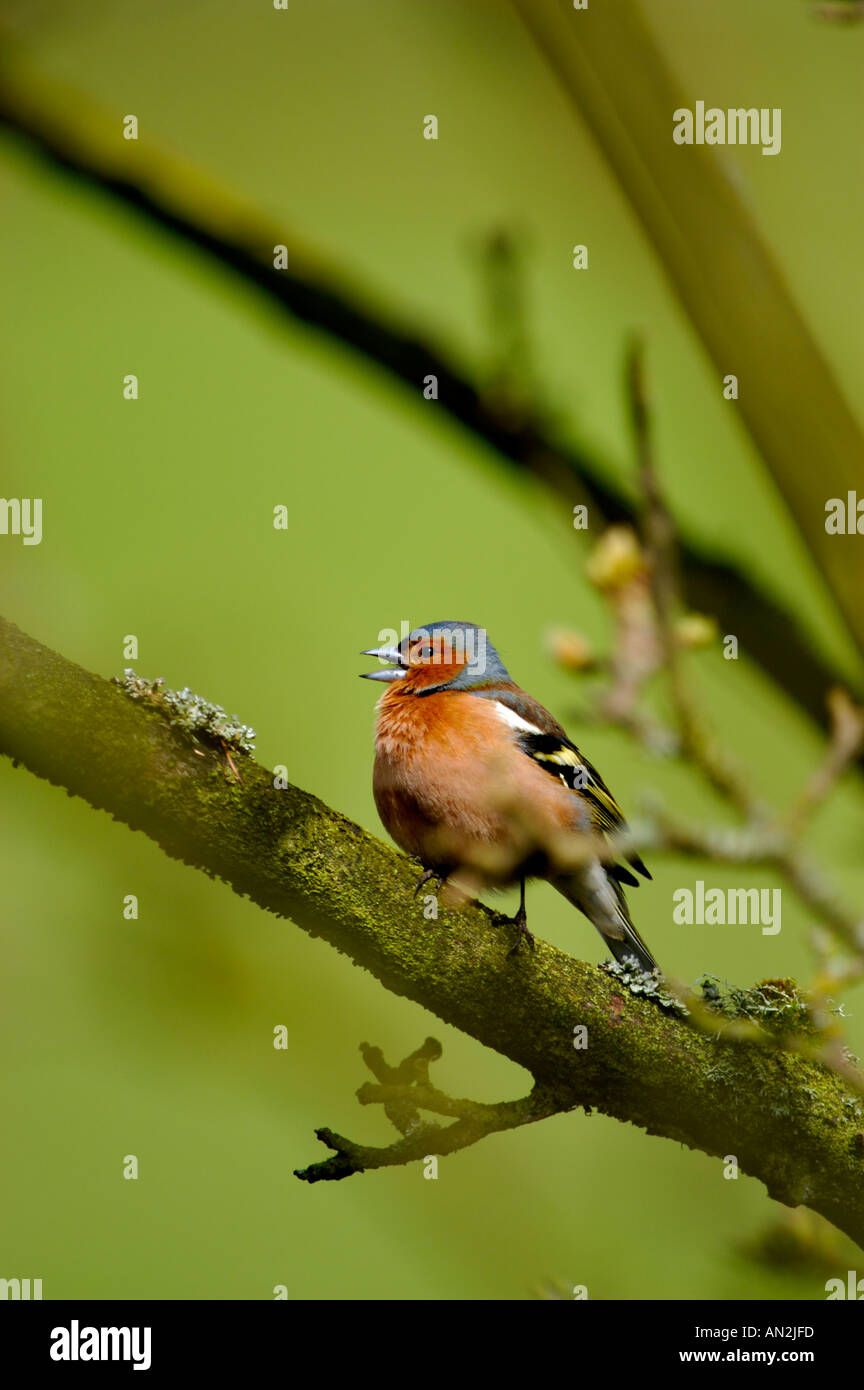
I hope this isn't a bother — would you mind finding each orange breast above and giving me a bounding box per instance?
[372,686,582,877]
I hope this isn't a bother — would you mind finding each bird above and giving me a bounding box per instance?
[360,620,658,972]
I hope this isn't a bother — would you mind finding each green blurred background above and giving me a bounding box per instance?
[2,0,864,1299]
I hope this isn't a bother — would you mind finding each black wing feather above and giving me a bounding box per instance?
[516,731,648,887]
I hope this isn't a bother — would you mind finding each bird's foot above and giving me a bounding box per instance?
[502,903,535,957]
[413,866,445,898]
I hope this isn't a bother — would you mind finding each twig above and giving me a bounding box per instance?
[295,1039,561,1181]
[628,339,761,819]
[628,804,864,956]
[784,687,864,837]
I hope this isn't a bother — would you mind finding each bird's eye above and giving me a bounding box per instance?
[415,643,433,662]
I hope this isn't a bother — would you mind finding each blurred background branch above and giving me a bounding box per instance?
[514,0,864,665]
[0,53,858,755]
[552,342,864,1037]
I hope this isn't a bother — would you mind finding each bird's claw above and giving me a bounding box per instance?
[503,906,535,957]
[413,866,444,898]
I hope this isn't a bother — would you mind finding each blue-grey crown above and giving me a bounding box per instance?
[405,621,511,689]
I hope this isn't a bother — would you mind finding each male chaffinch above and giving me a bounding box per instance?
[360,620,658,972]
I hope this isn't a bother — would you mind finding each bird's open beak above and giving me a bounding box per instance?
[359,646,408,682]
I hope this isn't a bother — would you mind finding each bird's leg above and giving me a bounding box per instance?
[505,878,535,956]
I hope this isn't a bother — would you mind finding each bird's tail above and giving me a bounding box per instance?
[552,861,658,974]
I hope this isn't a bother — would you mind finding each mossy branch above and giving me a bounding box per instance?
[3,614,864,1244]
